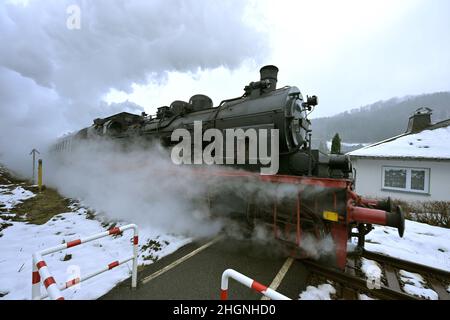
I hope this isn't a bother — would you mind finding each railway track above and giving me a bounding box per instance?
[303,250,450,300]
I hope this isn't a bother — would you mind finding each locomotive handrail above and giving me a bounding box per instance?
[32,224,138,300]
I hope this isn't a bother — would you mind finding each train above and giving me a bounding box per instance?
[52,65,405,269]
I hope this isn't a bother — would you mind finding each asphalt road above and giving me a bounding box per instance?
[100,235,310,300]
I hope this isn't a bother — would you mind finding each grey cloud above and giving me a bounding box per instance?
[1,0,265,99]
[0,0,267,176]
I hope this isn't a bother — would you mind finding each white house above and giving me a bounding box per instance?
[348,108,450,202]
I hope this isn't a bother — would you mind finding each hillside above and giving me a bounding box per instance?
[311,92,450,144]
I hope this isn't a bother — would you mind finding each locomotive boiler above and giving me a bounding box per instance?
[53,66,405,269]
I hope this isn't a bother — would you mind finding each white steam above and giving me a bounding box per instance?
[299,233,335,260]
[46,140,222,237]
[41,137,338,259]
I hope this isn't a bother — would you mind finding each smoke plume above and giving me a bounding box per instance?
[0,0,267,176]
[46,140,224,237]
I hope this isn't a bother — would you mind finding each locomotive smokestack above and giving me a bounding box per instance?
[260,65,278,92]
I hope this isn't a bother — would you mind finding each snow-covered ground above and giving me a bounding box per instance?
[298,283,336,300]
[361,220,450,272]
[398,270,438,300]
[0,186,190,300]
[360,258,382,281]
[358,293,375,300]
[0,185,35,210]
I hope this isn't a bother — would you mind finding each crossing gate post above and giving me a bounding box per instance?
[31,255,41,299]
[31,224,139,300]
[220,269,290,300]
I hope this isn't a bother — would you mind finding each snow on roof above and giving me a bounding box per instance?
[348,125,450,159]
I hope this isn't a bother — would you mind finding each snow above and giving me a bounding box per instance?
[360,258,382,280]
[348,126,450,159]
[358,293,375,300]
[359,220,450,272]
[326,141,370,150]
[0,186,35,210]
[398,270,438,300]
[298,283,336,300]
[0,207,189,300]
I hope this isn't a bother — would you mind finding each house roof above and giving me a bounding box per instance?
[347,121,450,160]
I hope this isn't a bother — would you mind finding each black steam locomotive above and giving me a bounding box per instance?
[54,65,351,178]
[53,66,404,269]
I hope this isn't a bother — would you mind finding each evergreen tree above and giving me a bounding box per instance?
[331,133,341,154]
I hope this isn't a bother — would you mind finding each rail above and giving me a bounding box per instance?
[362,250,450,279]
[361,250,450,300]
[32,224,138,300]
[303,259,419,300]
[220,269,291,300]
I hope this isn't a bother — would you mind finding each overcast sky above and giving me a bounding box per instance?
[106,0,450,118]
[0,0,449,173]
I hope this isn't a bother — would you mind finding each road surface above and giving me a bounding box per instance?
[101,236,310,300]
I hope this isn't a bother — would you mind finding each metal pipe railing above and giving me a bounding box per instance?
[220,269,290,300]
[32,224,138,300]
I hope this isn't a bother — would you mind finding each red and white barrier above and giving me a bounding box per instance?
[220,269,291,300]
[32,224,138,300]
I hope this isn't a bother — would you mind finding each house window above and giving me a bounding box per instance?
[382,166,430,193]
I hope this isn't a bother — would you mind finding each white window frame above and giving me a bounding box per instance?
[382,166,430,194]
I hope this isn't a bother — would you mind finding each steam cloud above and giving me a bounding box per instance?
[0,1,335,258]
[0,0,267,175]
[47,140,223,237]
[46,139,337,256]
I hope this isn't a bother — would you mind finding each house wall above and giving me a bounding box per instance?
[350,158,450,202]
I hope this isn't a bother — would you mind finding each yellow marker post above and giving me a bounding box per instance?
[38,159,43,192]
